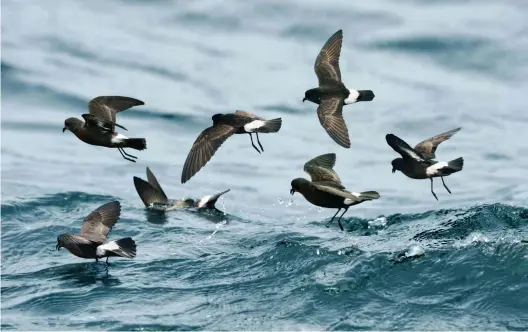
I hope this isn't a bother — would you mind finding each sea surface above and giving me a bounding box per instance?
[2,0,528,330]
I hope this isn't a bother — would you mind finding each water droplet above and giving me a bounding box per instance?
[278,197,283,204]
[316,249,320,255]
[317,207,323,212]
[285,198,293,207]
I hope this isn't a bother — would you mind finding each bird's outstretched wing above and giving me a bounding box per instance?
[314,29,343,86]
[414,128,461,160]
[317,97,350,148]
[181,124,237,183]
[86,96,143,132]
[303,153,344,189]
[80,201,121,238]
[386,134,425,162]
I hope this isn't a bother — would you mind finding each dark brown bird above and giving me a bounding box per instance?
[386,127,464,200]
[62,96,147,162]
[303,29,375,148]
[181,110,282,183]
[56,201,136,264]
[290,153,380,231]
[134,167,230,210]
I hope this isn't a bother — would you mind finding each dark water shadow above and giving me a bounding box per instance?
[53,262,121,287]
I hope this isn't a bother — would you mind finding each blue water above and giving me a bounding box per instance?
[2,0,528,330]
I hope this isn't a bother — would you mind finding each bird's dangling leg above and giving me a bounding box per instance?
[256,133,264,152]
[106,257,111,266]
[121,149,138,159]
[430,178,438,201]
[249,133,261,154]
[336,208,349,231]
[118,147,136,162]
[326,208,341,228]
[441,176,452,194]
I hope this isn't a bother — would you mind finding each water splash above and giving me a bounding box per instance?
[207,220,227,239]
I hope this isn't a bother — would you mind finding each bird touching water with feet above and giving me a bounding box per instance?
[290,153,380,231]
[56,201,136,264]
[181,110,281,183]
[303,29,375,148]
[62,96,146,162]
[386,128,464,200]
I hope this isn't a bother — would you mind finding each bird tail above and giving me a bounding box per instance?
[133,176,168,206]
[358,191,380,200]
[104,237,137,259]
[446,157,464,173]
[199,189,231,208]
[124,138,147,150]
[256,118,282,133]
[356,90,375,102]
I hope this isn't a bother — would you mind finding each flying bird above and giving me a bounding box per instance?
[303,29,375,148]
[290,153,380,231]
[181,110,282,183]
[386,128,464,200]
[56,201,136,264]
[62,96,146,162]
[134,167,230,210]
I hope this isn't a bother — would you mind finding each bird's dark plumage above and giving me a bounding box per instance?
[386,129,464,200]
[304,30,375,148]
[63,96,146,163]
[181,111,281,183]
[135,167,230,210]
[290,153,380,231]
[56,201,136,263]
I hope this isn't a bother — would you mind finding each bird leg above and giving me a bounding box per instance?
[106,257,111,266]
[256,133,264,152]
[118,147,136,163]
[121,148,138,159]
[441,176,452,194]
[430,178,438,201]
[95,258,99,263]
[337,208,349,231]
[326,208,341,228]
[249,133,261,154]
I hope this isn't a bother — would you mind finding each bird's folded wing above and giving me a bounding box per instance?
[304,153,344,188]
[88,96,144,123]
[413,127,461,160]
[80,201,121,237]
[386,134,425,162]
[59,234,95,246]
[146,167,167,199]
[317,98,350,148]
[181,124,237,183]
[314,29,343,85]
[312,183,357,200]
[82,114,127,133]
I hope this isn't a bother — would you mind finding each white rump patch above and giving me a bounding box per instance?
[426,162,448,176]
[197,195,212,208]
[344,197,357,205]
[351,192,361,197]
[244,120,266,132]
[111,133,129,144]
[96,241,119,257]
[344,89,360,104]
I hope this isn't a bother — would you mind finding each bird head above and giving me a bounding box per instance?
[56,236,63,250]
[211,113,223,123]
[303,89,319,103]
[391,158,404,174]
[290,178,309,195]
[63,117,83,133]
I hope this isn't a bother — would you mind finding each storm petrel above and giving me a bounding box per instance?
[134,167,230,210]
[62,96,146,162]
[386,128,464,200]
[303,29,375,148]
[181,110,281,183]
[56,201,136,264]
[290,153,380,231]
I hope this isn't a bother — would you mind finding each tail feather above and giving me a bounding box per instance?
[359,191,380,200]
[110,237,136,259]
[356,90,375,102]
[197,189,231,208]
[448,157,464,172]
[256,118,282,133]
[124,138,147,150]
[133,176,168,206]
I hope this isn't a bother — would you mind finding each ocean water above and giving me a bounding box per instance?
[2,0,528,330]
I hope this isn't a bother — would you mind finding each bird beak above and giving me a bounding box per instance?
[62,127,67,133]
[392,168,396,174]
[302,98,306,102]
[56,244,60,250]
[290,188,295,195]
